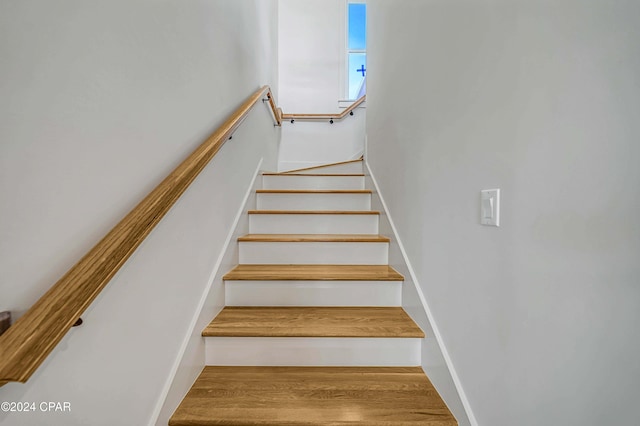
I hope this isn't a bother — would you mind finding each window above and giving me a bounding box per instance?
[347,1,366,100]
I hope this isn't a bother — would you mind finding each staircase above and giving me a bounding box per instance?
[169,159,457,425]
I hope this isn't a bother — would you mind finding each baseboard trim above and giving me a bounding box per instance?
[278,151,364,173]
[148,158,264,426]
[365,161,479,426]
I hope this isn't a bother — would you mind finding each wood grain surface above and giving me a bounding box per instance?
[256,189,371,193]
[237,234,390,242]
[262,173,365,176]
[202,307,425,338]
[248,210,379,215]
[168,366,457,426]
[223,264,404,281]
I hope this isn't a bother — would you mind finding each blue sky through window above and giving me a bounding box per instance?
[348,53,366,99]
[348,4,366,50]
[348,3,366,99]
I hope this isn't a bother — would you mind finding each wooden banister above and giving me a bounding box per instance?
[281,95,366,121]
[0,85,280,386]
[266,92,282,126]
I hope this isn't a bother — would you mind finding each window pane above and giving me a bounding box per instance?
[348,3,366,50]
[348,53,366,99]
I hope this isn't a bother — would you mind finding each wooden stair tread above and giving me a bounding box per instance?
[169,366,457,426]
[256,189,371,193]
[223,264,404,281]
[238,234,390,243]
[248,210,379,215]
[202,307,424,338]
[262,173,365,177]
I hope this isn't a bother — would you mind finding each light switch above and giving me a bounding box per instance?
[480,189,500,226]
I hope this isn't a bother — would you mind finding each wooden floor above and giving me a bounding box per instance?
[168,366,457,426]
[223,264,404,281]
[202,307,424,338]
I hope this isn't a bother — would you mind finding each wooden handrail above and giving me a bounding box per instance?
[281,95,366,121]
[0,85,280,386]
[266,92,282,126]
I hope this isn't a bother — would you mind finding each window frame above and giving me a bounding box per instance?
[342,0,367,101]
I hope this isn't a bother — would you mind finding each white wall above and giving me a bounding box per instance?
[367,1,640,425]
[0,1,279,425]
[365,170,472,426]
[277,110,365,171]
[277,0,365,171]
[278,0,344,112]
[154,157,265,425]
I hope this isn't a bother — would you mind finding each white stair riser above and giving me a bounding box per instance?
[205,337,420,366]
[262,175,365,190]
[256,192,371,211]
[249,214,379,234]
[286,161,363,174]
[225,280,402,306]
[239,241,388,265]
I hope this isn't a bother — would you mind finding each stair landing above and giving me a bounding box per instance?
[168,366,457,426]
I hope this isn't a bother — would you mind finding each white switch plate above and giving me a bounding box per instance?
[480,189,500,226]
